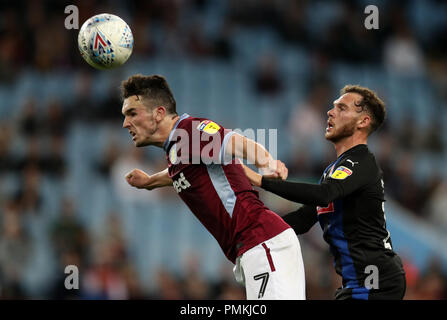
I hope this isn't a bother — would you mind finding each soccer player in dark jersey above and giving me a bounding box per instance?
[243,85,406,300]
[119,74,306,299]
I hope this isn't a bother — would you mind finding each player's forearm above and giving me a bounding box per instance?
[241,164,262,187]
[246,139,273,169]
[146,168,173,189]
[261,177,338,207]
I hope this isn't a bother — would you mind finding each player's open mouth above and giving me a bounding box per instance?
[326,121,334,131]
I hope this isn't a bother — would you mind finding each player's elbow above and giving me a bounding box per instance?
[226,133,245,159]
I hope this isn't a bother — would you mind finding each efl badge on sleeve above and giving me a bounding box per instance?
[330,166,353,180]
[197,120,220,134]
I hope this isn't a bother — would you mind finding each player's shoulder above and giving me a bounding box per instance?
[172,113,192,130]
[328,146,379,181]
[175,114,208,133]
[174,113,193,128]
[176,114,228,139]
[338,144,378,172]
[187,116,224,135]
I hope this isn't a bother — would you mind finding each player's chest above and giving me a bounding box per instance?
[170,166,210,195]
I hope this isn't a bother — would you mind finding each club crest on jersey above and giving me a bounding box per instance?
[169,144,178,164]
[197,120,220,134]
[330,166,353,180]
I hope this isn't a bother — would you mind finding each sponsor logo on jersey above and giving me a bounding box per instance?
[197,120,220,134]
[330,166,353,180]
[317,202,334,215]
[346,159,359,167]
[173,172,191,193]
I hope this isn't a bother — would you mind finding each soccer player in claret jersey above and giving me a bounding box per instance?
[120,74,306,300]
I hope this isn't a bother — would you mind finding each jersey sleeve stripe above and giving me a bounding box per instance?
[206,164,237,217]
[219,131,237,165]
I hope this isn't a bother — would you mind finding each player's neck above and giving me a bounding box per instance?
[333,134,367,158]
[154,114,180,148]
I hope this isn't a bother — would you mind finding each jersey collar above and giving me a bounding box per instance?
[337,144,368,160]
[163,113,190,152]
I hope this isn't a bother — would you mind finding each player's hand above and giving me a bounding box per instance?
[262,160,288,180]
[125,169,154,190]
[276,160,288,180]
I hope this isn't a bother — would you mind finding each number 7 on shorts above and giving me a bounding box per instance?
[253,272,269,298]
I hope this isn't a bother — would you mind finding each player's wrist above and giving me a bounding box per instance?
[252,172,262,187]
[141,175,155,190]
[259,175,265,188]
[260,175,275,188]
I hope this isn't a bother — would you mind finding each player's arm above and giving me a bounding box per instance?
[242,164,263,186]
[125,168,172,190]
[282,205,318,235]
[226,133,287,179]
[243,160,336,206]
[260,155,374,207]
[242,164,317,234]
[261,178,335,207]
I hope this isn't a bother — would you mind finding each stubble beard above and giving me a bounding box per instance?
[325,120,357,143]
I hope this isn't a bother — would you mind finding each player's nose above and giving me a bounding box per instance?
[327,107,335,118]
[123,117,130,129]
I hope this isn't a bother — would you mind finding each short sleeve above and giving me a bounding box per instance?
[187,118,234,165]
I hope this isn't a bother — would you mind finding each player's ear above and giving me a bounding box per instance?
[358,114,371,130]
[153,106,167,122]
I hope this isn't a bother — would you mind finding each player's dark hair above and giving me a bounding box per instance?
[121,74,177,115]
[341,84,386,135]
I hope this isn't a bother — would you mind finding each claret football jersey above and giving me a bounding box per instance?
[163,113,289,263]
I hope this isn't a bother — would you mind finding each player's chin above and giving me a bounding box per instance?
[134,139,150,147]
[132,137,141,147]
[325,132,337,142]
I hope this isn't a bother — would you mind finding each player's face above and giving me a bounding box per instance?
[122,96,158,147]
[325,92,364,143]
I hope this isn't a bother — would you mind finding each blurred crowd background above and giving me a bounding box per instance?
[1,0,447,299]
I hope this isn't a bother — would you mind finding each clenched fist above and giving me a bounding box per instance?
[261,160,288,181]
[275,160,288,180]
[125,169,152,189]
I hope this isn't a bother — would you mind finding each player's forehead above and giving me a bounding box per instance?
[333,92,363,108]
[122,95,147,114]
